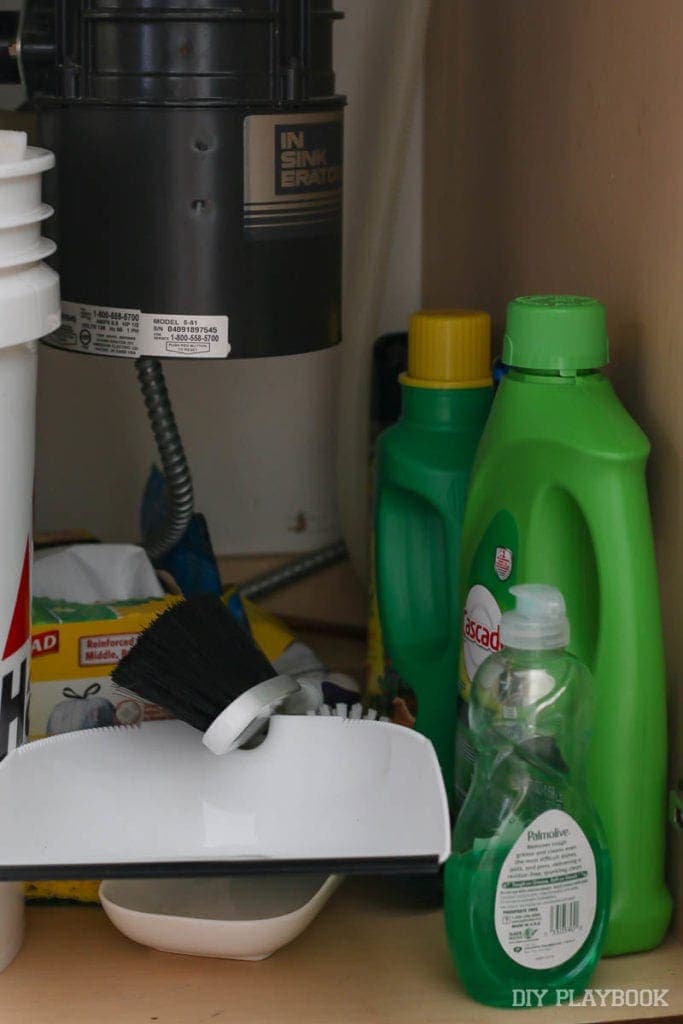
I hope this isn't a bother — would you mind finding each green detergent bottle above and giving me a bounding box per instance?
[374,309,493,804]
[457,295,671,955]
[445,585,611,1008]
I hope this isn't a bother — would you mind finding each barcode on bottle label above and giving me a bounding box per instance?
[494,810,597,969]
[550,899,580,934]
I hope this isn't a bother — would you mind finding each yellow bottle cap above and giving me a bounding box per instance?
[401,309,492,389]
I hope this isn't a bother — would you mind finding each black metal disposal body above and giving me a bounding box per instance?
[17,1,344,359]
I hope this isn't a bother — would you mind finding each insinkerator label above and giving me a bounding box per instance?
[494,810,597,969]
[244,111,342,240]
[51,302,230,359]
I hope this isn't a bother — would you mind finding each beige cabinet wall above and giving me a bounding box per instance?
[424,0,683,933]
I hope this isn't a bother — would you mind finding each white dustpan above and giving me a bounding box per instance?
[0,716,450,878]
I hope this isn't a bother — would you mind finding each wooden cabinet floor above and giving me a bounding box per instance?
[0,879,680,1024]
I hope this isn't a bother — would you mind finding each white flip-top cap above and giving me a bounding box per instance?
[500,584,570,650]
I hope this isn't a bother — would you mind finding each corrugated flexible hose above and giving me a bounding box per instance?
[135,357,346,589]
[135,356,194,562]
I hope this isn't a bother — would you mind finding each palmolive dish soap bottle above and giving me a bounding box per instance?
[457,295,671,955]
[445,585,610,1008]
[374,310,492,804]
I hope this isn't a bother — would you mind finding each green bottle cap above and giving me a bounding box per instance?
[503,295,609,372]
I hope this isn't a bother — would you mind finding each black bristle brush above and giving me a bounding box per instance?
[112,594,300,754]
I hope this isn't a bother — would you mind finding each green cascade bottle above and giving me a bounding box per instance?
[457,295,671,954]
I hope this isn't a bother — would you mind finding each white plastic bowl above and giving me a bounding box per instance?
[99,874,342,961]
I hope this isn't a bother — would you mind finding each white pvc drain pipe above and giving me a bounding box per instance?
[0,129,59,971]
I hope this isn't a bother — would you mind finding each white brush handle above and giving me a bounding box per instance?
[202,675,301,755]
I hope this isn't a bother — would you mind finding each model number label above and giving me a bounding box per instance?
[51,304,230,359]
